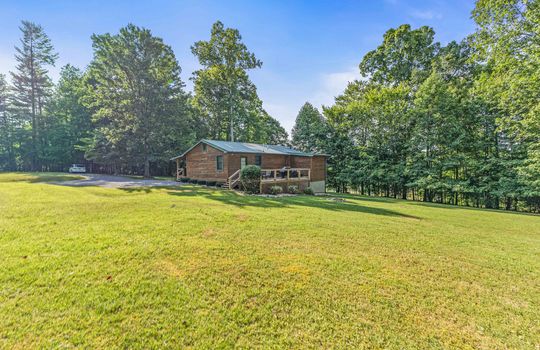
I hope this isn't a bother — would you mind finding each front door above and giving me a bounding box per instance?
[240,157,247,169]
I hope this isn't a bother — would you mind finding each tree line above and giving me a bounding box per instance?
[0,1,538,212]
[290,1,539,212]
[0,21,287,177]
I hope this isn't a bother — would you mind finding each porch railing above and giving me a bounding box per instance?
[227,167,310,190]
[260,168,310,182]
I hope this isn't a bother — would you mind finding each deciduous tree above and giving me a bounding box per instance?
[0,74,17,170]
[359,24,439,86]
[191,21,285,143]
[44,65,92,169]
[85,24,192,177]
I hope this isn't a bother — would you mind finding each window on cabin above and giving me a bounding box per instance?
[202,143,207,152]
[216,155,223,171]
[255,155,262,166]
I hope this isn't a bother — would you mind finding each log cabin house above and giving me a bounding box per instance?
[171,139,327,193]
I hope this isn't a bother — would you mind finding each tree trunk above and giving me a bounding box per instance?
[30,40,37,172]
[144,157,151,178]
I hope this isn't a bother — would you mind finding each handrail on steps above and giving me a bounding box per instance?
[228,169,241,189]
[176,168,184,180]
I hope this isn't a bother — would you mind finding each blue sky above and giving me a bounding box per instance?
[0,0,476,132]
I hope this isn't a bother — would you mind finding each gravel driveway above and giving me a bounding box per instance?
[58,173,181,188]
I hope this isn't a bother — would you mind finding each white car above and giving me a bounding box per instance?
[68,164,86,173]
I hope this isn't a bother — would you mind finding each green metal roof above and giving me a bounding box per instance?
[171,139,326,160]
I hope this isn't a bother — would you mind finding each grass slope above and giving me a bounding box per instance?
[1,173,539,349]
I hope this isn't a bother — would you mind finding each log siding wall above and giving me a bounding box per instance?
[310,156,326,182]
[184,143,228,181]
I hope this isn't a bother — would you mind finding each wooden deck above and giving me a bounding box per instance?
[176,164,311,191]
[227,168,310,190]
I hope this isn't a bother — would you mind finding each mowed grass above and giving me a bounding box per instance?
[0,173,539,349]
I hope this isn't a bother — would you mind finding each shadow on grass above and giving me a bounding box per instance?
[119,187,153,193]
[334,192,540,217]
[155,186,419,219]
[0,172,85,183]
[123,175,176,181]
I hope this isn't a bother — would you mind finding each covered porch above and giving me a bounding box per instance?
[175,158,185,180]
[227,167,311,190]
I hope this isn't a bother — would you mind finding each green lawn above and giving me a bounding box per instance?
[1,172,539,349]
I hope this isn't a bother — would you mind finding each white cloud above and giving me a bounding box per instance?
[263,101,301,135]
[262,66,361,134]
[310,66,360,109]
[409,10,443,20]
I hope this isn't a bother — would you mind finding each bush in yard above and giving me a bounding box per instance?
[240,165,261,194]
[197,180,207,186]
[181,177,190,183]
[190,179,198,184]
[287,185,299,194]
[206,180,216,186]
[303,187,314,195]
[269,185,283,195]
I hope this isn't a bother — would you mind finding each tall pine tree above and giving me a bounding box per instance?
[10,20,57,170]
[291,102,328,153]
